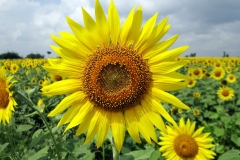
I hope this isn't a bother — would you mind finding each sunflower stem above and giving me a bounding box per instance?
[16,91,61,160]
[109,137,119,160]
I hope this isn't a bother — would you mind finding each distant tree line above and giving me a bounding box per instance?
[0,51,45,59]
[184,52,231,57]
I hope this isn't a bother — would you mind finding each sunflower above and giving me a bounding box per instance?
[10,63,19,74]
[217,87,234,101]
[159,118,216,160]
[191,68,203,79]
[187,76,197,88]
[226,74,236,83]
[193,92,200,98]
[192,108,200,116]
[211,67,225,80]
[42,0,189,152]
[0,67,17,125]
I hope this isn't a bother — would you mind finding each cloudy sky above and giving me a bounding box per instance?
[0,0,240,58]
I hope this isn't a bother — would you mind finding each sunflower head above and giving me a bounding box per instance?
[217,86,234,101]
[42,0,190,152]
[226,74,236,83]
[0,67,17,125]
[159,118,216,160]
[211,67,225,80]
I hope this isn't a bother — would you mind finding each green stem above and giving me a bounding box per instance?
[102,143,105,160]
[109,138,119,160]
[16,91,61,160]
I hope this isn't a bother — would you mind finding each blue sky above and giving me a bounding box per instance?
[0,0,240,58]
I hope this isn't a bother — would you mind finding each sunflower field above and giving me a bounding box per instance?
[1,0,240,159]
[0,57,240,160]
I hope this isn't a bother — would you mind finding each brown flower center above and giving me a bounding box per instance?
[54,75,62,81]
[193,69,200,76]
[174,134,198,158]
[215,71,221,77]
[222,90,229,97]
[0,78,9,109]
[83,44,151,111]
[188,79,193,85]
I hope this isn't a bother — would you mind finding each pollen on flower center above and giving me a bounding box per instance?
[83,44,151,111]
[174,134,198,158]
[0,78,9,109]
[99,63,130,93]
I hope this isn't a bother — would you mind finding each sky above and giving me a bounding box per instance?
[0,0,240,58]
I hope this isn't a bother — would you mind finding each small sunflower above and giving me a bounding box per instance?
[159,118,216,160]
[226,74,236,83]
[193,108,200,116]
[42,0,189,151]
[10,63,19,74]
[187,77,197,88]
[193,92,200,98]
[191,68,203,79]
[0,67,17,125]
[217,87,234,101]
[211,67,225,80]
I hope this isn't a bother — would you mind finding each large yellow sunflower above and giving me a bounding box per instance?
[42,0,189,152]
[0,67,17,125]
[217,87,234,101]
[159,118,216,160]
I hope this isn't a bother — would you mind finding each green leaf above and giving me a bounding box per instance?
[26,88,35,95]
[218,150,240,160]
[28,146,49,160]
[215,105,224,113]
[122,148,155,160]
[221,116,231,125]
[209,112,219,119]
[16,124,33,132]
[214,128,225,137]
[149,151,165,160]
[235,117,240,125]
[0,143,9,153]
[237,138,240,147]
[236,99,240,105]
[30,129,50,148]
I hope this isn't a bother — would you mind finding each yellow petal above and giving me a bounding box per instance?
[41,79,82,96]
[148,46,189,65]
[134,12,158,50]
[125,108,141,143]
[64,100,93,131]
[139,17,168,53]
[84,108,100,144]
[144,94,175,124]
[95,0,110,44]
[108,0,120,44]
[149,60,188,74]
[143,34,178,59]
[151,87,190,110]
[82,7,102,46]
[58,102,82,126]
[96,110,110,148]
[135,105,158,143]
[48,91,86,116]
[192,127,204,138]
[111,111,125,152]
[66,16,97,50]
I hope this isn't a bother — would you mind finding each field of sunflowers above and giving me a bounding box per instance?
[0,57,240,160]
